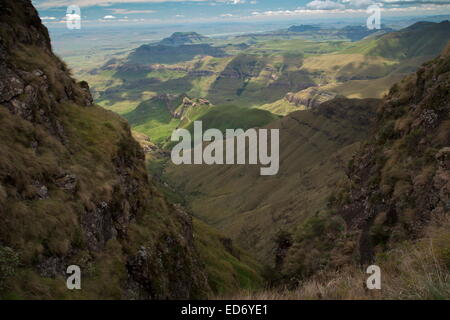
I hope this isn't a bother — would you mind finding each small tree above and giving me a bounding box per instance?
[274,230,293,269]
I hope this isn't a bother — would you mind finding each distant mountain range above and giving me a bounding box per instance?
[286,24,394,42]
[87,20,450,142]
[159,32,211,46]
[128,43,227,65]
[287,25,320,32]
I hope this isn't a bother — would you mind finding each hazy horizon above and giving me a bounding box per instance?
[35,0,450,28]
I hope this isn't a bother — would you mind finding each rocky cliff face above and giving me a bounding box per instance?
[0,0,209,299]
[0,0,92,138]
[338,42,450,264]
[173,96,211,119]
[278,42,450,280]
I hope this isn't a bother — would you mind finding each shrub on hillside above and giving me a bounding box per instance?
[0,246,19,291]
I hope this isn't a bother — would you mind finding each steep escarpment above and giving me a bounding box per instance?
[277,42,450,285]
[0,0,92,136]
[336,41,450,263]
[0,0,209,299]
[284,87,338,109]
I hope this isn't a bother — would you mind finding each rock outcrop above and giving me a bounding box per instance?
[173,96,211,119]
[338,42,450,263]
[285,87,337,109]
[0,0,92,139]
[277,42,450,281]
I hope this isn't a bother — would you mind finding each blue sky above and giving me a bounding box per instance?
[33,0,450,26]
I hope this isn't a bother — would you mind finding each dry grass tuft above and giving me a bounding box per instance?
[218,215,450,300]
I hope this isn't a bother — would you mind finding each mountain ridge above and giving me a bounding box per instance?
[159,32,211,46]
[0,0,214,299]
[343,20,450,59]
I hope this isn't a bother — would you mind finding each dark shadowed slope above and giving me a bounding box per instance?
[0,0,211,299]
[166,98,380,263]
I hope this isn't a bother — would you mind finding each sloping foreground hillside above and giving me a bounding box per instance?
[329,41,450,268]
[231,42,450,299]
[0,0,213,299]
[167,43,450,299]
[343,21,450,60]
[166,98,380,263]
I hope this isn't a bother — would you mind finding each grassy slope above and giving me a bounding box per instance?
[207,53,316,106]
[0,0,214,299]
[258,98,304,116]
[0,102,210,299]
[237,44,450,300]
[88,56,230,118]
[125,95,278,146]
[125,98,182,144]
[132,136,265,297]
[259,26,450,116]
[166,98,380,263]
[128,44,226,65]
[320,73,406,99]
[342,21,450,59]
[194,219,264,296]
[83,22,450,122]
[182,105,279,133]
[50,21,450,300]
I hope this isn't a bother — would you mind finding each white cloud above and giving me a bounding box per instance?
[55,12,80,23]
[103,15,116,19]
[40,16,57,20]
[108,9,156,14]
[36,0,210,9]
[220,13,234,16]
[306,0,345,10]
[249,2,450,18]
[342,0,376,8]
[306,0,450,11]
[381,0,450,3]
[65,13,81,19]
[216,0,247,4]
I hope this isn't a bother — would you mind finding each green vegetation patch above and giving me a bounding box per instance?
[193,219,263,296]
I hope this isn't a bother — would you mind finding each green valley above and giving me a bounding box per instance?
[76,20,450,137]
[1,0,449,301]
